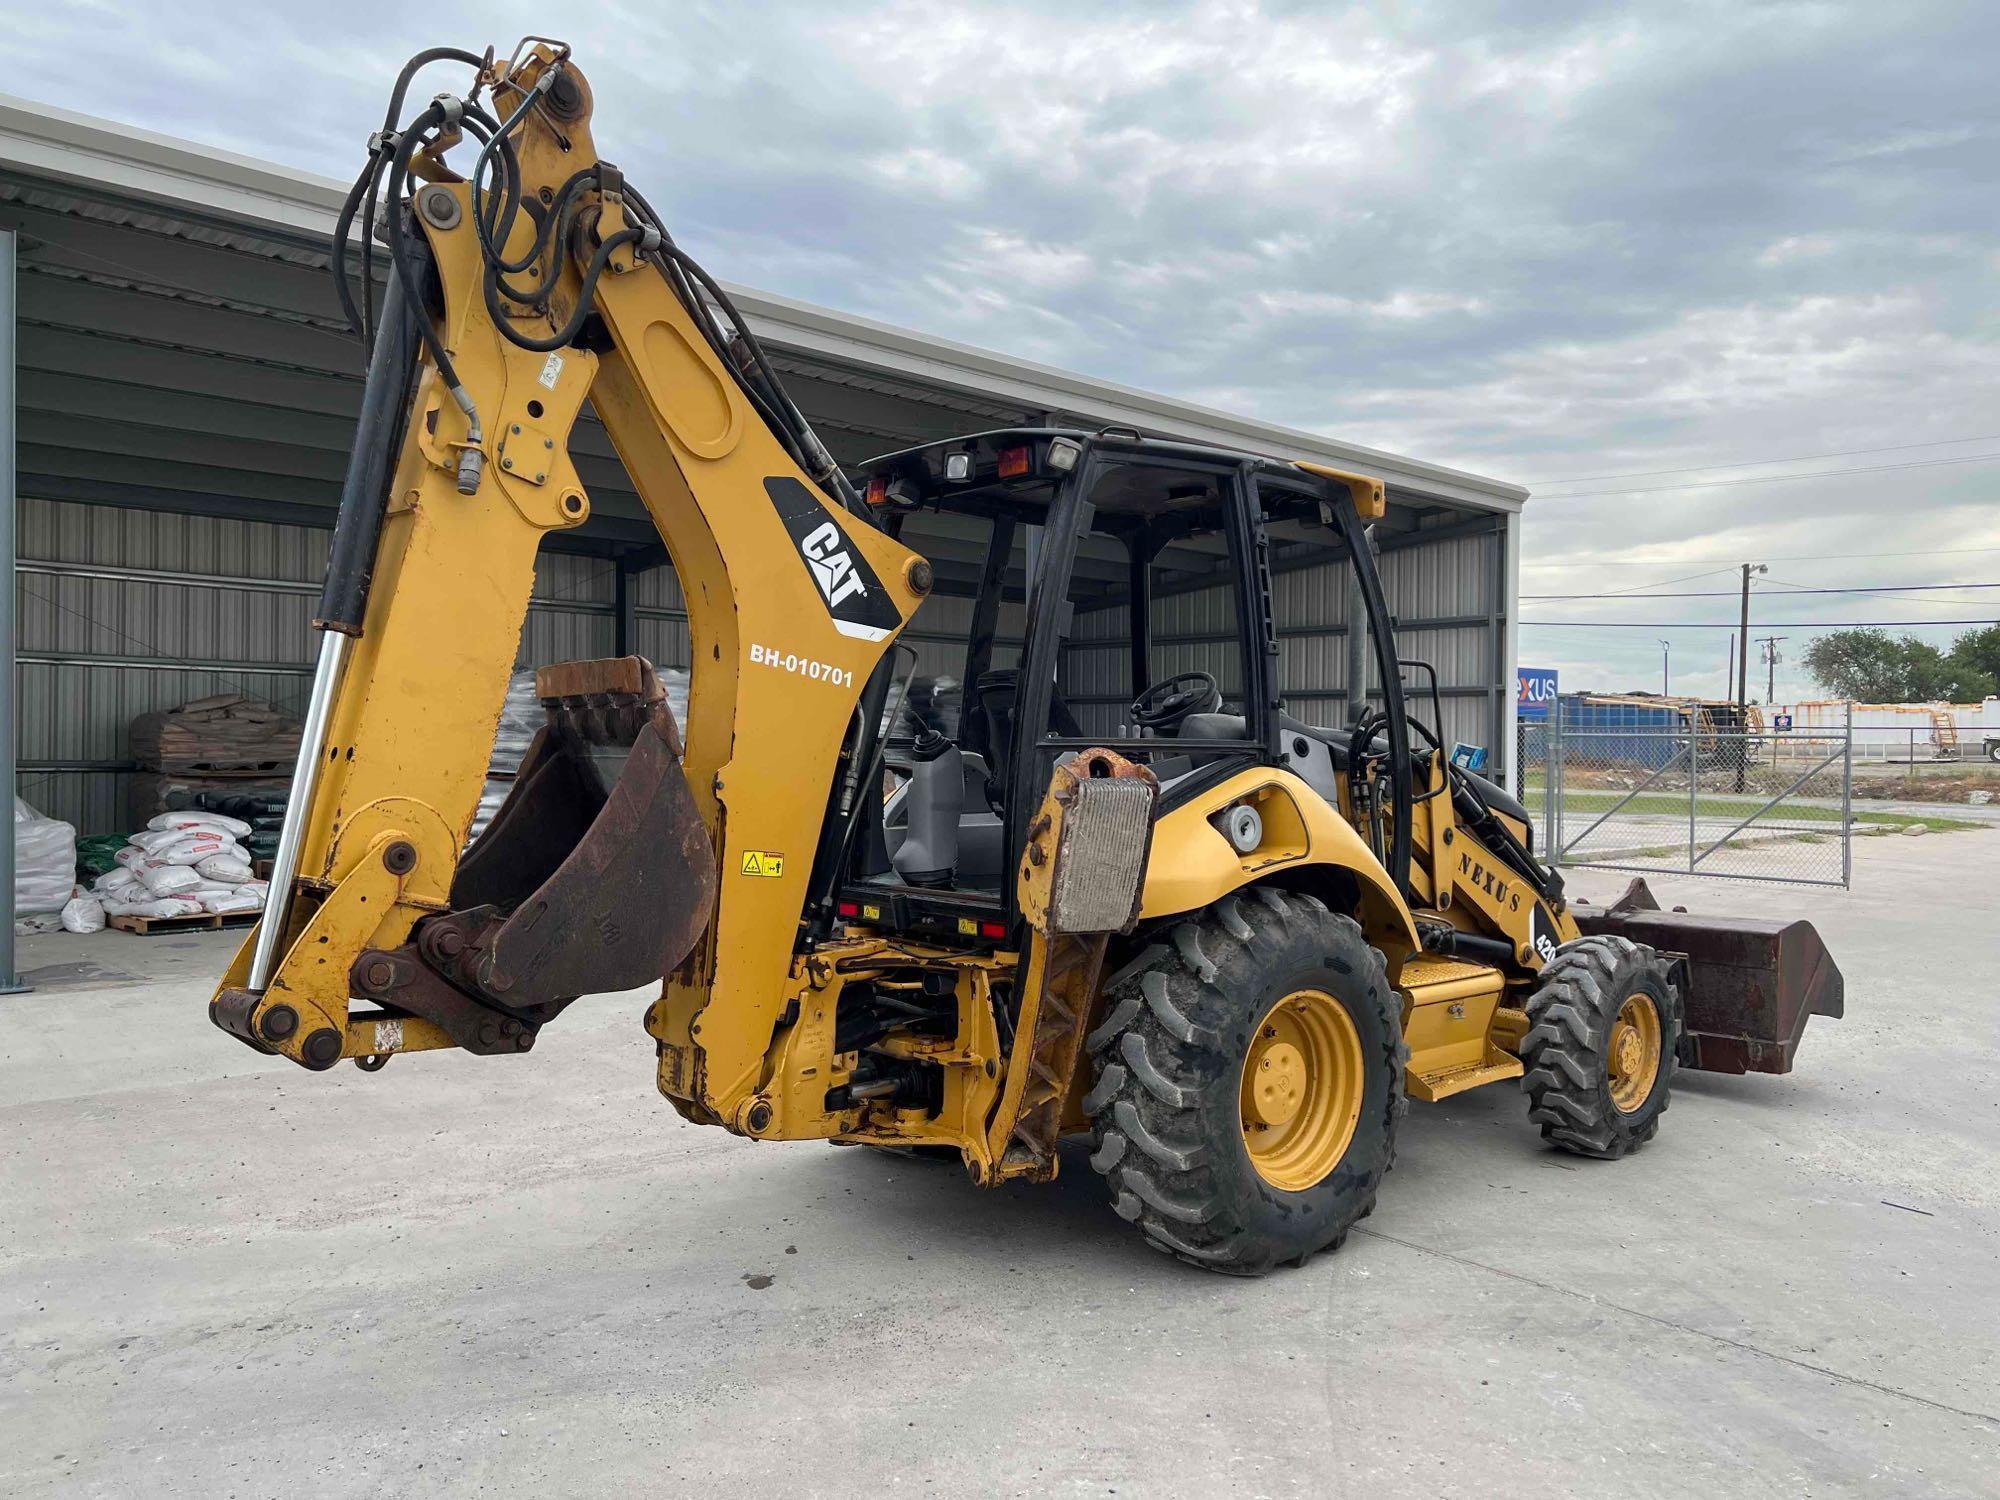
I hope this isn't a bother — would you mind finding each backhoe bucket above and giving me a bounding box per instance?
[444,657,717,1004]
[1573,879,1843,1076]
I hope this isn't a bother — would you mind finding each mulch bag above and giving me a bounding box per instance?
[14,798,78,914]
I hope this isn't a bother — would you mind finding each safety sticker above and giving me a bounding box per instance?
[740,850,785,878]
[538,352,565,390]
[373,1018,404,1053]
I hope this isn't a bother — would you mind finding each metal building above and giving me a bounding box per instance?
[0,93,1525,851]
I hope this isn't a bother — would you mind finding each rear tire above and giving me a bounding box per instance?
[1084,888,1405,1275]
[1520,935,1681,1159]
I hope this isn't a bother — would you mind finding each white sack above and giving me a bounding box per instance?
[60,892,107,934]
[195,853,254,883]
[148,811,253,838]
[138,863,201,897]
[200,891,264,915]
[150,833,237,867]
[14,798,78,914]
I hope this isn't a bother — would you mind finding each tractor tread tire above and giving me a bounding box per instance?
[1519,934,1682,1160]
[1084,888,1405,1276]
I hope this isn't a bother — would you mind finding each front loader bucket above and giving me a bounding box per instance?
[1573,879,1843,1076]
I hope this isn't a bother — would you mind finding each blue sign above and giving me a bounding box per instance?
[1774,713,1793,731]
[1517,667,1558,721]
[1451,743,1489,771]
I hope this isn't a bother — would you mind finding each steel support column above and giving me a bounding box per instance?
[0,229,28,992]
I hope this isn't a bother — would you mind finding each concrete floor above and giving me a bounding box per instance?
[2,831,1995,1498]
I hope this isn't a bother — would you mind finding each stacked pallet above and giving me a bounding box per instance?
[127,693,301,829]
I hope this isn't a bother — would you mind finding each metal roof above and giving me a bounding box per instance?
[0,91,1526,521]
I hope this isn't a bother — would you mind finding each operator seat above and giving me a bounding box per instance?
[1177,710,1346,805]
[974,668,1083,811]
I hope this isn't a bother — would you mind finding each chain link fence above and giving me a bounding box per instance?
[1517,702,1853,887]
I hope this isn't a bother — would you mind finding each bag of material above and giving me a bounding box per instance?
[200,890,264,915]
[150,833,237,867]
[14,797,78,914]
[94,867,141,896]
[104,895,204,920]
[138,862,201,897]
[195,853,255,884]
[60,892,107,934]
[148,811,253,838]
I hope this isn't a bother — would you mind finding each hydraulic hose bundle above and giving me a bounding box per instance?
[327,41,860,508]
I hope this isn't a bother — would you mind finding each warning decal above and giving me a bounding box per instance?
[740,850,786,878]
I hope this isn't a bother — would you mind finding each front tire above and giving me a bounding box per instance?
[1519,935,1682,1159]
[1083,888,1405,1275]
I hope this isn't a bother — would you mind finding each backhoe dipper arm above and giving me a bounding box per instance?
[210,45,927,1129]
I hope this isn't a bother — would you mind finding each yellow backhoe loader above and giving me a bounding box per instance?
[210,41,1843,1273]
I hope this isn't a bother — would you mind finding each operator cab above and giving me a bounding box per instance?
[831,427,1429,941]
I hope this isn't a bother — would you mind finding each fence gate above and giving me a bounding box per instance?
[1518,703,1853,887]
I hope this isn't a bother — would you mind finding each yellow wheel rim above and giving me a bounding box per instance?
[1239,988,1364,1192]
[1607,993,1662,1114]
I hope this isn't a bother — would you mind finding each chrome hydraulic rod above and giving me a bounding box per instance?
[247,629,348,991]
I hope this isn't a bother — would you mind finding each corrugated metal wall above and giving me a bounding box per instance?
[1064,523,1504,751]
[17,495,1503,833]
[14,497,673,833]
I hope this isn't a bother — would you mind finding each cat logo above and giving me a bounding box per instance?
[740,850,785,878]
[765,477,901,643]
[799,521,869,608]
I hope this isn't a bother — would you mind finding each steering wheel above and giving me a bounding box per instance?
[1129,670,1223,733]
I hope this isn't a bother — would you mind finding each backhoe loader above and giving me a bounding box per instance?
[210,40,1844,1273]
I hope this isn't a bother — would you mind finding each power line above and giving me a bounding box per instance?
[1522,617,2000,629]
[1532,451,2000,501]
[1527,432,2000,486]
[1522,544,2000,568]
[1525,580,2000,601]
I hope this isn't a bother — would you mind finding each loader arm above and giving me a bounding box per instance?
[211,45,927,1134]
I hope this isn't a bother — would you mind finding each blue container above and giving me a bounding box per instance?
[1555,695,1683,769]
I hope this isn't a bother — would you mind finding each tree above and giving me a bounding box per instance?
[1802,629,1955,701]
[1801,626,1999,701]
[1946,624,2000,700]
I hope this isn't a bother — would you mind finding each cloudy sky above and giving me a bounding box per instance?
[10,0,1996,701]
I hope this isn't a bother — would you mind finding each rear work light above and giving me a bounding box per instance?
[997,444,1031,478]
[978,919,1007,940]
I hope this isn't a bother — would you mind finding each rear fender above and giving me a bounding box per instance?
[1139,768,1419,957]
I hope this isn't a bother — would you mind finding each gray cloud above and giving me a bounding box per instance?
[9,0,1997,702]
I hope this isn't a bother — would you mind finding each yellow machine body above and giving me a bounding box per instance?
[212,44,1836,1228]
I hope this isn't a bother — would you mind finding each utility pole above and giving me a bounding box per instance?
[1658,638,1671,698]
[1735,563,1766,791]
[1759,635,1787,705]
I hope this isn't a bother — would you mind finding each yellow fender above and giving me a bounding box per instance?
[1139,768,1420,957]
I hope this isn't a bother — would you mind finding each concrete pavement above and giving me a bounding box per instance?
[2,828,1995,1497]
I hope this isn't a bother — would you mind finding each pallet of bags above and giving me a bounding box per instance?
[129,693,301,776]
[80,810,272,930]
